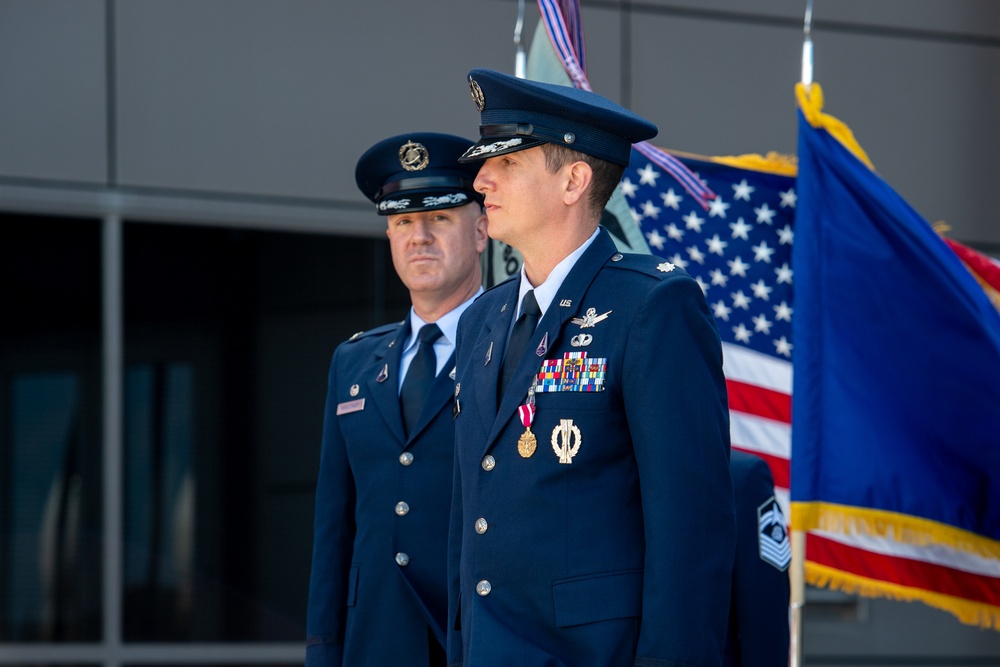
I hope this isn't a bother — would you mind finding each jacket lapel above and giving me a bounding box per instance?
[407,350,457,441]
[473,283,518,436]
[365,322,409,446]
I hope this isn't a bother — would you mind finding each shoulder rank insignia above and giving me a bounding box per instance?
[757,497,791,571]
[657,261,676,273]
[571,307,612,328]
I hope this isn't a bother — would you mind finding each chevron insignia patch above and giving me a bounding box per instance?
[757,496,791,571]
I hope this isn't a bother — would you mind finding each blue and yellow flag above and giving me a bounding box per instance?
[791,83,1000,628]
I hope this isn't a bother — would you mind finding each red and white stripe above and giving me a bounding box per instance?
[723,341,1000,613]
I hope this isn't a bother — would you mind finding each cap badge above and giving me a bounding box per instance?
[469,76,485,111]
[398,141,430,171]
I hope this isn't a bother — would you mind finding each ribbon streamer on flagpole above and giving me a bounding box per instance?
[533,0,716,208]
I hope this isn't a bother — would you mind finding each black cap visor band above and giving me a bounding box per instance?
[376,175,476,201]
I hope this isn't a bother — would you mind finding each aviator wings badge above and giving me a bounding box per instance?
[571,307,612,329]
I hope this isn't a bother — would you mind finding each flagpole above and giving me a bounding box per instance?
[790,5,814,658]
[514,0,526,78]
[789,529,806,667]
[791,3,814,664]
[801,0,814,88]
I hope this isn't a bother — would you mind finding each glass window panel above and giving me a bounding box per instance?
[0,214,102,642]
[122,221,406,642]
[123,362,196,640]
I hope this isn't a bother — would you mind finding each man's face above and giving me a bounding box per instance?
[473,146,563,248]
[386,201,488,299]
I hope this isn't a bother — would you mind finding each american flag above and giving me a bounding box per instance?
[622,148,796,515]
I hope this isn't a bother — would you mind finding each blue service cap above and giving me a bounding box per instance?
[459,68,658,167]
[355,132,483,215]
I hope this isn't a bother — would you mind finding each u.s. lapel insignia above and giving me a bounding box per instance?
[551,419,582,464]
[559,299,573,307]
[453,383,462,419]
[449,367,456,380]
[349,384,360,397]
[485,341,493,366]
[570,333,593,348]
[571,307,612,329]
[657,261,676,273]
[535,332,548,357]
[376,364,389,383]
[757,497,791,571]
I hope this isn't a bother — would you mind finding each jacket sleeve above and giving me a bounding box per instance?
[731,453,791,667]
[625,273,737,666]
[305,346,356,667]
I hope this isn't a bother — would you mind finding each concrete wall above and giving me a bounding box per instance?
[1,0,998,247]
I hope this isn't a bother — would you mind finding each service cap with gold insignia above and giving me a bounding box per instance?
[459,68,658,167]
[355,132,484,215]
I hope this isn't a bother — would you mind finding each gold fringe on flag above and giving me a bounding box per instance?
[793,502,1000,562]
[662,148,798,177]
[710,151,798,177]
[806,562,1000,630]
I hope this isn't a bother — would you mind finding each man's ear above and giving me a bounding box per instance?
[563,161,593,207]
[474,211,489,253]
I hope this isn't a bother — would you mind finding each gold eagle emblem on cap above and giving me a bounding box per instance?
[399,140,430,171]
[469,76,485,112]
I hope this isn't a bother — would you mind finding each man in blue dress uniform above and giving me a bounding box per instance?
[447,68,736,666]
[306,132,488,667]
[725,450,791,667]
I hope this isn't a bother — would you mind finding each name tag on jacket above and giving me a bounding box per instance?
[336,398,365,415]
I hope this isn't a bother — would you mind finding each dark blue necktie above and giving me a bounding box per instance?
[400,323,443,436]
[499,290,540,399]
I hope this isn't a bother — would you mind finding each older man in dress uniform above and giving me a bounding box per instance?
[446,68,736,667]
[306,132,487,667]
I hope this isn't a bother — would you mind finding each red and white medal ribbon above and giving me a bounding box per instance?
[518,402,536,430]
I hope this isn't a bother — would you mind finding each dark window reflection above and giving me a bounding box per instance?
[0,214,102,642]
[123,363,196,639]
[122,222,407,641]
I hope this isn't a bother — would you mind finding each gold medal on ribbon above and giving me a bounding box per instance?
[518,426,537,458]
[517,397,537,458]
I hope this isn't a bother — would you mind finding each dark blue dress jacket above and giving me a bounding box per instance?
[307,320,457,667]
[724,450,791,667]
[447,229,737,667]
